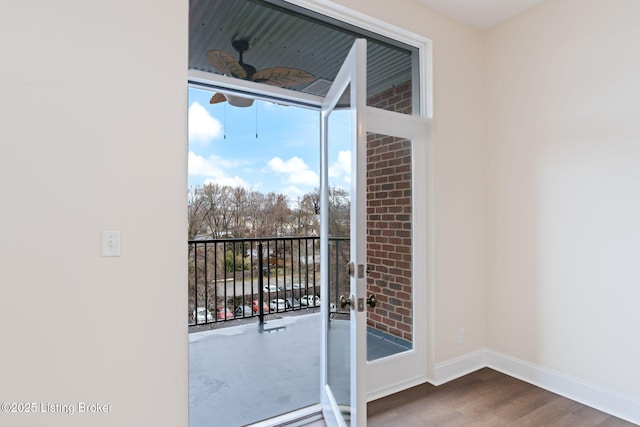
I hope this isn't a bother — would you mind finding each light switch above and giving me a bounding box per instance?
[101,230,121,257]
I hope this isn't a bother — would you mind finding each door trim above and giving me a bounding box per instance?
[188,0,436,412]
[244,404,323,427]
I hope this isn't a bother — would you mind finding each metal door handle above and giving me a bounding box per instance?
[367,294,377,308]
[339,295,351,309]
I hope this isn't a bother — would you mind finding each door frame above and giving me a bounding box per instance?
[185,86,433,424]
[187,0,435,415]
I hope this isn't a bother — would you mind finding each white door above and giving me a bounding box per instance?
[363,107,430,400]
[320,37,431,426]
[320,39,367,427]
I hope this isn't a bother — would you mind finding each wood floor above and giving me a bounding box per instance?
[307,368,636,426]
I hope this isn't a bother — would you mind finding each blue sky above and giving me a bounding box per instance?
[188,87,352,203]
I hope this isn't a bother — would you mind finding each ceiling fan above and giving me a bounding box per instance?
[205,38,316,107]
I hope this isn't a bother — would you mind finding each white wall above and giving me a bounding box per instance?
[485,0,640,399]
[0,0,487,425]
[0,1,188,426]
[0,2,488,424]
[340,0,640,416]
[17,0,636,425]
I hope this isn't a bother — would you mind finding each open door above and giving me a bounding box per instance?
[320,39,367,427]
[189,31,430,426]
[363,107,430,400]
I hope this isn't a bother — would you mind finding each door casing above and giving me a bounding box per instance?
[187,1,434,417]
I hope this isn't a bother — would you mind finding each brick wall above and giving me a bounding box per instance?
[366,82,413,343]
[367,80,412,115]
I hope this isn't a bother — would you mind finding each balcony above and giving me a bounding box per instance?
[188,236,348,328]
[188,236,410,426]
[188,236,347,426]
[190,312,323,426]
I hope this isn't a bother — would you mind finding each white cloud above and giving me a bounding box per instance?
[188,151,225,177]
[283,185,305,198]
[204,176,250,188]
[189,151,249,188]
[267,156,319,186]
[329,150,351,182]
[188,151,240,174]
[188,102,222,144]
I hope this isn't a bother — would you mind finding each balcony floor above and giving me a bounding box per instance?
[189,312,410,427]
[190,312,322,427]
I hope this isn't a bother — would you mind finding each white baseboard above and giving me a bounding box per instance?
[431,348,640,425]
[431,348,487,386]
[367,373,430,402]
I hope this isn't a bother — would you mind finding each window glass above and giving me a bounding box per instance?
[189,0,419,115]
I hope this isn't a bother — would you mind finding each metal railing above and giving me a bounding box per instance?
[188,236,349,326]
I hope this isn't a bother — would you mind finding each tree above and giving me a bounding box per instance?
[228,186,248,237]
[328,186,350,237]
[273,193,291,236]
[197,183,232,238]
[187,184,349,239]
[293,190,320,236]
[187,186,207,239]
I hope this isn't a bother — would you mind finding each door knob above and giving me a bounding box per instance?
[366,294,377,308]
[339,295,352,309]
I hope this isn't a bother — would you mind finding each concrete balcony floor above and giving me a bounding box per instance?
[189,311,411,427]
[190,312,322,427]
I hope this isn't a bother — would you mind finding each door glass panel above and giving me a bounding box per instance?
[326,83,352,423]
[366,132,413,361]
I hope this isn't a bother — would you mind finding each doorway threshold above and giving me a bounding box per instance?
[245,404,323,427]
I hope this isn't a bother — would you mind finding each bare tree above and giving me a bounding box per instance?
[273,193,291,236]
[187,184,349,239]
[229,186,248,237]
[328,186,350,237]
[199,183,232,238]
[293,191,320,236]
[188,186,207,239]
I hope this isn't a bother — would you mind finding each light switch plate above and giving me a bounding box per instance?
[101,230,121,257]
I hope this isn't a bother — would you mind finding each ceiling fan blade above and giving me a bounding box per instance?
[209,92,227,104]
[206,50,247,79]
[252,67,316,87]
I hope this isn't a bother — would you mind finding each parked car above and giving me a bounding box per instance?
[252,299,269,314]
[269,298,286,312]
[300,294,320,307]
[263,284,279,293]
[192,307,214,323]
[217,307,234,320]
[234,305,253,317]
[285,297,301,310]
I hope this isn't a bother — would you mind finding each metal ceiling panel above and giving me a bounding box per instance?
[189,0,414,100]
